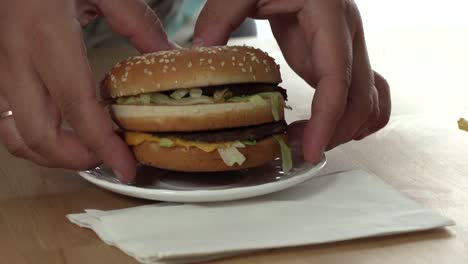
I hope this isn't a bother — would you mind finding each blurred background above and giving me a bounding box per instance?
[86,0,468,117]
[257,0,468,38]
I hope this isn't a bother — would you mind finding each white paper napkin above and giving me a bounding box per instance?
[67,170,454,264]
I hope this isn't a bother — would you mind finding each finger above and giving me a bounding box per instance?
[31,18,136,181]
[298,2,353,163]
[1,49,100,170]
[0,92,51,166]
[354,72,391,140]
[287,120,308,150]
[93,0,173,52]
[369,71,391,133]
[193,0,257,46]
[327,18,374,148]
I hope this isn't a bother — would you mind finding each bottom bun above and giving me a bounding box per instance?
[133,136,283,172]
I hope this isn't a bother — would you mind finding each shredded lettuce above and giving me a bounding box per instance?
[217,147,246,166]
[116,97,136,105]
[116,91,285,111]
[170,89,189,99]
[226,96,247,103]
[248,95,267,106]
[274,135,293,174]
[116,94,151,105]
[151,93,214,105]
[214,88,233,103]
[140,94,151,104]
[226,92,281,120]
[226,94,267,105]
[189,88,203,98]
[159,138,174,147]
[270,93,280,121]
[231,141,246,148]
[241,140,257,146]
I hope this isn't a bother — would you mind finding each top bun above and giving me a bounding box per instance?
[101,46,282,99]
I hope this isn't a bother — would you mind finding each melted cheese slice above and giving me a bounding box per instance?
[125,132,235,152]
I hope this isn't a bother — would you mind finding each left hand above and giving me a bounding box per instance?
[193,0,391,164]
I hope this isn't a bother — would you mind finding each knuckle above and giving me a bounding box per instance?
[378,107,391,130]
[59,96,85,123]
[358,95,374,118]
[23,132,48,152]
[5,140,30,158]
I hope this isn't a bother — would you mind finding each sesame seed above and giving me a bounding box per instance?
[163,55,168,58]
[251,56,256,61]
[221,61,225,67]
[232,56,236,61]
[143,68,148,73]
[253,75,256,81]
[263,60,268,65]
[208,58,212,64]
[163,65,169,69]
[174,80,178,84]
[172,66,176,72]
[188,61,192,68]
[165,59,169,63]
[265,68,269,72]
[136,61,142,65]
[238,62,244,66]
[115,62,121,67]
[159,58,164,63]
[157,83,161,88]
[232,62,236,66]
[210,66,216,71]
[171,58,175,62]
[249,66,253,72]
[232,48,238,52]
[241,68,246,72]
[148,71,153,75]
[243,56,246,62]
[163,69,167,73]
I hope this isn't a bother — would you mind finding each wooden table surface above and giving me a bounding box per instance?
[1,21,468,264]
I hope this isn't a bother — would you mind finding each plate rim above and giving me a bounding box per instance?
[78,155,326,202]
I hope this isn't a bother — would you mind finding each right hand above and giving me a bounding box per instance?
[0,0,173,182]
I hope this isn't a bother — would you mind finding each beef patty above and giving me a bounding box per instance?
[155,120,288,143]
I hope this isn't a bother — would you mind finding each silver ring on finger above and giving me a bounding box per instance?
[0,110,12,119]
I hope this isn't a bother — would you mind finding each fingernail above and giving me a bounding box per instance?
[170,40,182,49]
[113,169,124,182]
[191,38,204,48]
[289,120,308,126]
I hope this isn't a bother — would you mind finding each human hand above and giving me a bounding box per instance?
[0,0,173,181]
[193,0,391,164]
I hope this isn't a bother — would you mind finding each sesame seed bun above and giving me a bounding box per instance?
[101,46,281,99]
[110,98,285,132]
[133,136,283,172]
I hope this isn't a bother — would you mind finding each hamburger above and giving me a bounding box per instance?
[101,45,292,173]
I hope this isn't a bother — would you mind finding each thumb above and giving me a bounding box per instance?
[94,0,173,52]
[193,0,257,46]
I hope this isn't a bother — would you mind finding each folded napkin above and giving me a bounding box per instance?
[68,170,454,264]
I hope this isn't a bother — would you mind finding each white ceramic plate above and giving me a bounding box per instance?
[78,148,326,203]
